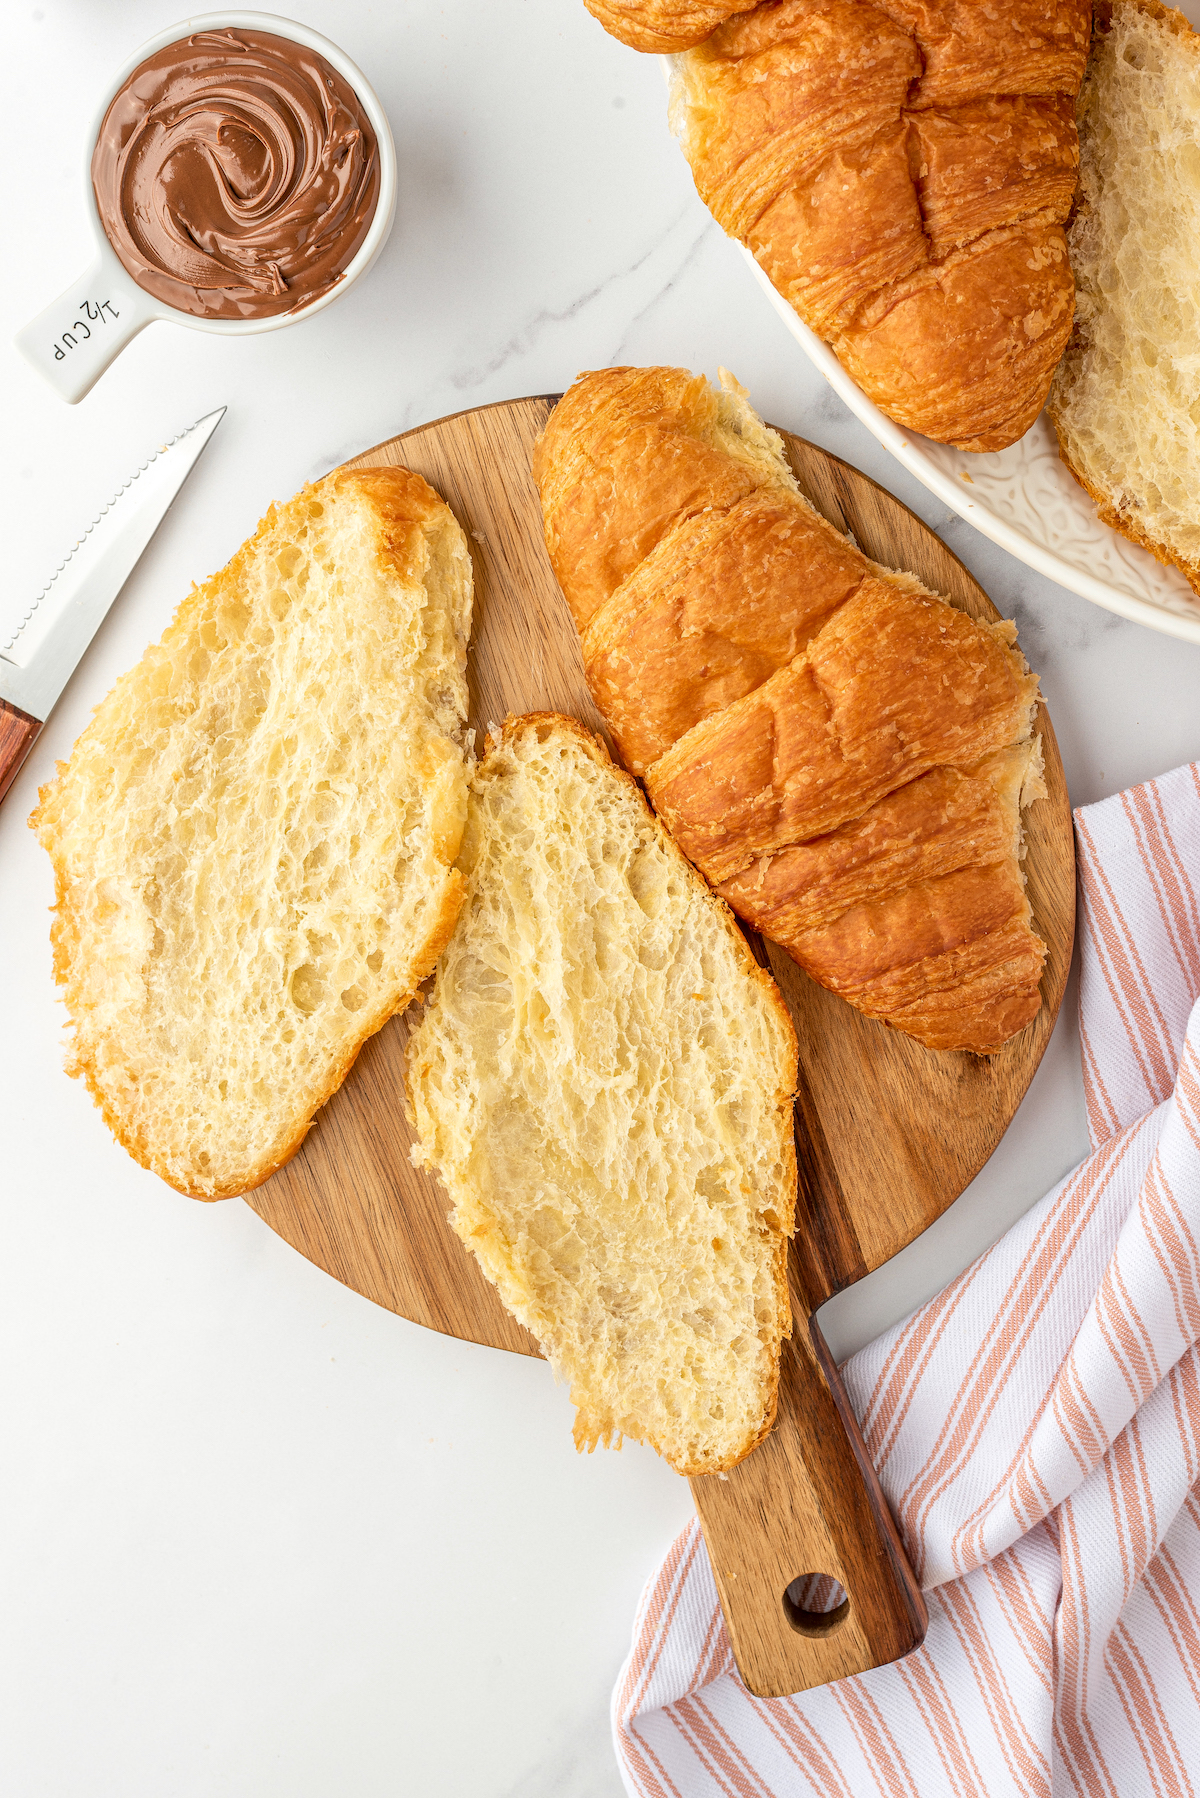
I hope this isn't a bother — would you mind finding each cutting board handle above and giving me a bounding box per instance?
[689,1315,927,1699]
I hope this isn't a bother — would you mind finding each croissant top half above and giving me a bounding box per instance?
[535,365,1049,1054]
[591,0,1093,450]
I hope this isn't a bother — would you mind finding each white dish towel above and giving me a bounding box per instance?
[614,762,1200,1796]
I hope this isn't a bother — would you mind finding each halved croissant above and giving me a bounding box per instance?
[533,365,1048,1053]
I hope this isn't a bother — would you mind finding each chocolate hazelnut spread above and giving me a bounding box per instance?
[91,29,380,321]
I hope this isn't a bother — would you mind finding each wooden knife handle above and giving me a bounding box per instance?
[0,699,43,807]
[689,1314,927,1699]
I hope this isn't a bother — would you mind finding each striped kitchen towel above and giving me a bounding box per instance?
[614,761,1200,1797]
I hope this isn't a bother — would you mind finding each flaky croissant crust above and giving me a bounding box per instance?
[535,366,1048,1054]
[594,0,1092,450]
[584,0,758,50]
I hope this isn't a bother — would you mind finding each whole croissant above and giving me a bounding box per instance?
[534,366,1048,1054]
[592,0,1092,452]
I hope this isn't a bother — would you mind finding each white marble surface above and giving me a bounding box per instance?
[3,5,1199,1795]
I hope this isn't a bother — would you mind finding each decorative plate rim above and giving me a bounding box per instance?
[740,247,1200,647]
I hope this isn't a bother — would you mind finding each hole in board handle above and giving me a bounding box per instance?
[783,1573,850,1637]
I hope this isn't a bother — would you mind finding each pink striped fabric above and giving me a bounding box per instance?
[614,762,1200,1797]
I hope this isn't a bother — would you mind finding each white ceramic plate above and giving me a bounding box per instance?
[741,247,1200,646]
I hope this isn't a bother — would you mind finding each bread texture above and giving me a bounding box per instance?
[405,715,798,1476]
[592,0,1090,450]
[30,468,473,1200]
[1048,0,1200,597]
[535,367,1048,1054]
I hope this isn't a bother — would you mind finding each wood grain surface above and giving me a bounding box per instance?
[0,697,42,807]
[773,443,1076,1308]
[245,395,1075,1697]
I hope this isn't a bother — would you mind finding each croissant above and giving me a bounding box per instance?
[590,0,1092,451]
[534,365,1047,1053]
[584,0,758,50]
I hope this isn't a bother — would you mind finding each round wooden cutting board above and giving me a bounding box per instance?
[245,395,1075,1698]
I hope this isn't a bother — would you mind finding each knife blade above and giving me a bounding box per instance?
[0,406,225,807]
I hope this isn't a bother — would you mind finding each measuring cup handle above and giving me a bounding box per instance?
[15,249,156,403]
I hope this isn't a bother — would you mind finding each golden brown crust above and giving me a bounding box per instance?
[583,0,757,51]
[663,0,1091,449]
[786,861,1045,1055]
[30,465,472,1199]
[833,220,1076,451]
[646,580,1038,883]
[581,487,869,774]
[537,366,1048,1055]
[717,751,1028,938]
[532,366,788,630]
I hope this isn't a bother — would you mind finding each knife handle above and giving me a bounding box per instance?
[688,1313,926,1699]
[0,700,43,806]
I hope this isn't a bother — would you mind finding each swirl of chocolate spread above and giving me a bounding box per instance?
[91,29,380,321]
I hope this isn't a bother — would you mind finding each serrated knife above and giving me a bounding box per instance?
[0,407,225,807]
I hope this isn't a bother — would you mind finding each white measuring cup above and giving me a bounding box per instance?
[15,11,398,404]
